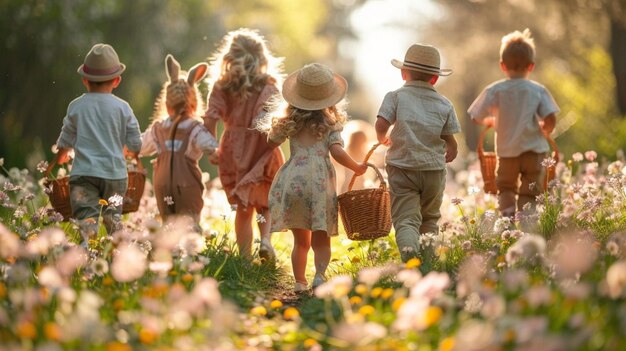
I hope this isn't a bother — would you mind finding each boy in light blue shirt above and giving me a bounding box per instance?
[53,43,142,242]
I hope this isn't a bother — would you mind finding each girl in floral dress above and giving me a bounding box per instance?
[204,28,285,259]
[263,63,367,292]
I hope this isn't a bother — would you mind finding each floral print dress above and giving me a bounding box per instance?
[269,129,344,236]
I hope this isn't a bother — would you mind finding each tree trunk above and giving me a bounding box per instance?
[610,19,626,115]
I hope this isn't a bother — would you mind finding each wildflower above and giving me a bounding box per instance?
[106,342,132,351]
[358,305,375,316]
[250,305,267,316]
[0,224,21,259]
[439,337,455,351]
[606,260,626,298]
[451,197,463,205]
[505,234,546,266]
[38,266,64,289]
[606,241,620,256]
[139,329,157,344]
[111,245,147,282]
[36,160,49,173]
[584,150,597,161]
[44,322,62,341]
[354,284,368,295]
[392,297,406,311]
[283,307,300,320]
[98,199,108,206]
[17,320,37,339]
[406,257,421,269]
[256,214,266,223]
[397,269,422,287]
[349,296,363,305]
[541,157,556,168]
[314,275,352,299]
[164,196,174,206]
[420,306,443,329]
[13,206,25,218]
[468,186,480,195]
[462,241,472,250]
[572,152,583,162]
[358,266,383,286]
[108,194,124,207]
[270,300,283,309]
[332,321,387,346]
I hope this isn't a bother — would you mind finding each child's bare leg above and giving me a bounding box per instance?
[235,206,254,258]
[257,207,275,260]
[311,230,330,287]
[291,228,312,285]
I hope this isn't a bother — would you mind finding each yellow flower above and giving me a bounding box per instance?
[113,299,125,310]
[270,300,283,309]
[16,321,36,339]
[405,258,421,269]
[370,287,383,298]
[381,288,394,300]
[504,329,516,343]
[422,306,443,328]
[354,284,368,295]
[351,256,361,263]
[250,306,267,316]
[44,322,62,341]
[106,342,132,351]
[392,297,406,311]
[358,304,375,316]
[283,307,300,320]
[349,296,363,305]
[439,337,455,351]
[99,199,108,206]
[181,273,194,283]
[303,338,318,348]
[436,246,449,256]
[103,276,114,286]
[139,328,157,344]
[169,270,178,276]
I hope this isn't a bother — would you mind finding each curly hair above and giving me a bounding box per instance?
[264,101,348,141]
[208,28,284,99]
[150,72,205,141]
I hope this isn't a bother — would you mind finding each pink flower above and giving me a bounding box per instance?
[584,150,597,161]
[111,244,147,282]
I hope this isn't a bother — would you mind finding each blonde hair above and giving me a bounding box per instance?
[500,28,536,72]
[262,100,348,141]
[150,72,205,141]
[208,28,284,99]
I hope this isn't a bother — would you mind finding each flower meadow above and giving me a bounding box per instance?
[1,151,626,351]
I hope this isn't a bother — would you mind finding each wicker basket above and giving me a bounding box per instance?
[477,126,498,194]
[45,158,146,221]
[477,126,559,194]
[338,143,391,241]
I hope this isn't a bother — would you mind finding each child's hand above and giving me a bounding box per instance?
[208,150,219,164]
[124,147,139,160]
[354,162,368,176]
[56,148,71,165]
[378,137,391,147]
[445,144,458,163]
[483,117,496,128]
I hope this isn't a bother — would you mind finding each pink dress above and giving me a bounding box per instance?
[204,82,284,208]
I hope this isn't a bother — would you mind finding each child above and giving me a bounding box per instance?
[468,29,558,217]
[53,43,142,242]
[204,28,285,259]
[140,55,218,229]
[375,43,461,263]
[263,63,368,292]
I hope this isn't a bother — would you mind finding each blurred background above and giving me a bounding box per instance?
[1,0,625,175]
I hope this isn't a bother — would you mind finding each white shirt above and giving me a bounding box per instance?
[468,78,560,157]
[140,118,218,160]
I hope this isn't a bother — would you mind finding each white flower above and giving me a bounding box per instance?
[90,258,109,276]
[179,232,207,256]
[164,196,174,206]
[0,224,21,259]
[541,157,556,168]
[606,260,626,299]
[358,266,384,286]
[38,266,64,289]
[36,160,49,173]
[108,194,124,207]
[55,246,88,277]
[192,278,221,307]
[314,275,353,299]
[255,214,266,223]
[584,150,597,161]
[572,152,583,162]
[111,244,147,282]
[332,321,387,346]
[505,234,546,266]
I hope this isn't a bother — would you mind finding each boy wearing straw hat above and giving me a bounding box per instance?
[468,29,558,218]
[375,43,461,263]
[52,43,142,243]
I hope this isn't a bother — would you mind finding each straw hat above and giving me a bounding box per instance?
[77,43,126,82]
[282,63,347,111]
[391,44,452,76]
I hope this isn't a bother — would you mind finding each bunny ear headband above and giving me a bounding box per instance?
[165,54,209,84]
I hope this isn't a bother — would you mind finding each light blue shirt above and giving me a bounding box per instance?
[468,78,560,157]
[378,80,461,170]
[56,93,142,179]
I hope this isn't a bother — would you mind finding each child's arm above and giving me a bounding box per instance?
[375,116,392,146]
[441,134,458,163]
[472,116,495,127]
[540,113,556,136]
[330,144,368,176]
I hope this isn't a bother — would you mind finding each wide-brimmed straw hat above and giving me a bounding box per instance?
[391,43,452,76]
[77,43,126,82]
[282,63,347,111]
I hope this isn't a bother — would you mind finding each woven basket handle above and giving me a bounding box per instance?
[477,125,492,158]
[545,134,559,163]
[347,143,386,191]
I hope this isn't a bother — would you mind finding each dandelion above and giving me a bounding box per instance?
[358,305,375,316]
[283,307,300,320]
[98,199,108,206]
[108,194,124,207]
[255,214,266,223]
[164,196,174,206]
[90,258,109,276]
[270,300,283,309]
[250,305,267,316]
[462,241,472,250]
[405,257,421,269]
[606,241,620,256]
